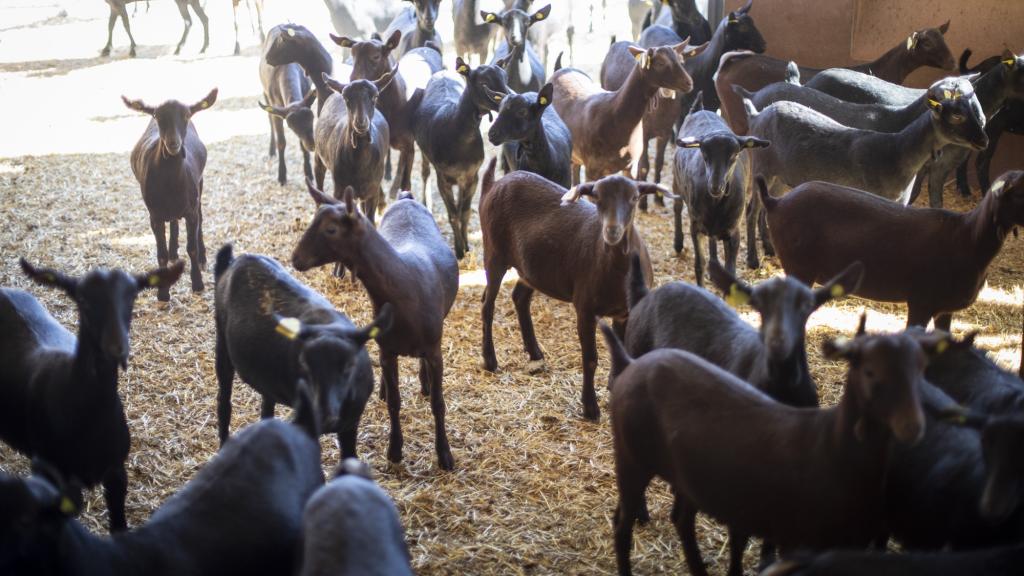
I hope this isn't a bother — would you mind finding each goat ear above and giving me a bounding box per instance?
[352,303,393,346]
[19,258,79,295]
[300,88,317,109]
[741,136,771,149]
[927,97,943,116]
[627,45,645,59]
[384,29,402,51]
[938,20,950,34]
[259,100,288,118]
[330,34,356,48]
[305,178,340,206]
[560,183,594,205]
[914,331,953,360]
[342,186,357,215]
[681,41,709,59]
[190,88,218,115]
[727,11,739,24]
[531,84,552,109]
[455,57,471,77]
[121,95,154,115]
[708,260,752,307]
[677,136,701,148]
[26,461,81,518]
[738,0,753,15]
[480,10,499,24]
[907,31,919,51]
[495,52,513,70]
[531,4,551,23]
[812,261,864,308]
[273,315,314,341]
[374,65,399,92]
[822,336,856,360]
[322,73,347,94]
[135,261,185,291]
[636,182,677,200]
[670,36,691,57]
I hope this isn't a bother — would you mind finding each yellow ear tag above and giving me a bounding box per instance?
[906,36,913,50]
[830,284,844,298]
[287,28,296,37]
[493,94,502,102]
[276,317,302,340]
[686,50,696,57]
[991,179,1005,195]
[943,89,953,100]
[485,13,495,22]
[1004,58,1016,67]
[457,65,469,74]
[148,274,160,287]
[936,339,949,354]
[368,326,380,339]
[538,96,548,105]
[728,16,738,24]
[928,98,941,108]
[535,12,544,19]
[726,284,749,307]
[59,497,76,515]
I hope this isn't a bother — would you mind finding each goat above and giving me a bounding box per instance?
[322,0,404,48]
[487,83,573,188]
[885,376,1024,550]
[231,0,264,56]
[0,385,323,575]
[264,24,349,114]
[298,459,413,576]
[551,37,694,184]
[259,26,317,186]
[803,68,923,106]
[101,0,209,58]
[213,244,392,459]
[644,0,712,46]
[956,50,1024,197]
[479,158,667,421]
[123,87,218,302]
[672,92,769,272]
[481,3,549,93]
[453,0,497,64]
[761,544,1024,576]
[717,21,953,129]
[293,182,459,471]
[383,0,442,59]
[413,58,510,259]
[741,77,987,212]
[514,0,573,69]
[314,69,395,226]
[759,171,1024,330]
[332,32,444,199]
[925,331,1024,416]
[601,320,940,576]
[0,259,183,532]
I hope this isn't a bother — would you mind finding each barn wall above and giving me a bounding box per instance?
[721,0,1024,183]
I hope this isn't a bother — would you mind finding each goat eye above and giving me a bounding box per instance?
[325,225,339,236]
[517,108,529,118]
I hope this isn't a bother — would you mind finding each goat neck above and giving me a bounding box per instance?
[345,228,409,312]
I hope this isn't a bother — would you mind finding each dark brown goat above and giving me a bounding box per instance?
[551,37,694,183]
[760,171,1024,330]
[259,25,316,186]
[479,158,668,421]
[601,321,941,576]
[331,31,444,199]
[124,88,218,302]
[717,21,954,134]
[102,0,209,58]
[292,182,458,470]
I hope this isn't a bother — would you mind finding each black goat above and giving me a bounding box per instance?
[413,58,510,259]
[259,26,316,186]
[487,82,573,187]
[383,0,442,59]
[761,544,1024,576]
[0,385,322,575]
[0,258,183,532]
[482,3,549,93]
[672,92,768,278]
[213,245,391,459]
[123,88,218,302]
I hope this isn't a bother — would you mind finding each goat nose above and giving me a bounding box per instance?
[603,225,625,245]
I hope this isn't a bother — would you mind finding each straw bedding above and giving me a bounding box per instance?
[0,110,1021,576]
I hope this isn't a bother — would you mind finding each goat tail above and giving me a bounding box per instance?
[599,322,632,380]
[291,378,320,441]
[784,61,801,85]
[627,252,649,309]
[553,51,564,72]
[755,175,776,211]
[214,243,234,281]
[959,48,974,74]
[481,156,498,200]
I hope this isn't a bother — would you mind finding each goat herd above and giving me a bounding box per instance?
[2,0,1024,574]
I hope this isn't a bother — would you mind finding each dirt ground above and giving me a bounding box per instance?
[0,1,1021,575]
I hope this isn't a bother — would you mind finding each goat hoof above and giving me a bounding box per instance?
[387,445,403,464]
[157,290,171,303]
[482,357,498,372]
[129,48,136,58]
[582,403,600,422]
[191,280,204,293]
[746,257,761,270]
[419,383,429,397]
[526,359,545,374]
[437,450,455,471]
[101,47,111,57]
[233,42,241,56]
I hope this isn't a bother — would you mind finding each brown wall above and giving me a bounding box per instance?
[722,0,1024,182]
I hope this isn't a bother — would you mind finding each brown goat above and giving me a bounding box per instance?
[124,88,218,302]
[760,171,1024,331]
[479,158,668,421]
[550,38,694,184]
[292,181,458,470]
[716,21,955,134]
[601,319,943,576]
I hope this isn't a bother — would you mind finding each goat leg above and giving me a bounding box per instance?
[102,10,117,56]
[184,215,204,292]
[273,116,287,185]
[302,149,313,182]
[168,220,180,262]
[691,223,705,288]
[426,349,454,471]
[173,1,192,56]
[215,328,235,446]
[381,352,404,464]
[577,310,600,421]
[745,193,760,269]
[458,178,477,256]
[260,396,274,419]
[116,5,136,58]
[436,175,462,258]
[418,359,430,397]
[724,230,740,275]
[190,0,209,54]
[481,264,506,372]
[196,198,206,266]
[726,528,749,576]
[934,312,953,332]
[512,281,544,365]
[103,466,129,532]
[150,218,170,300]
[232,0,241,55]
[614,470,652,576]
[673,198,686,254]
[674,497,711,576]
[906,304,937,328]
